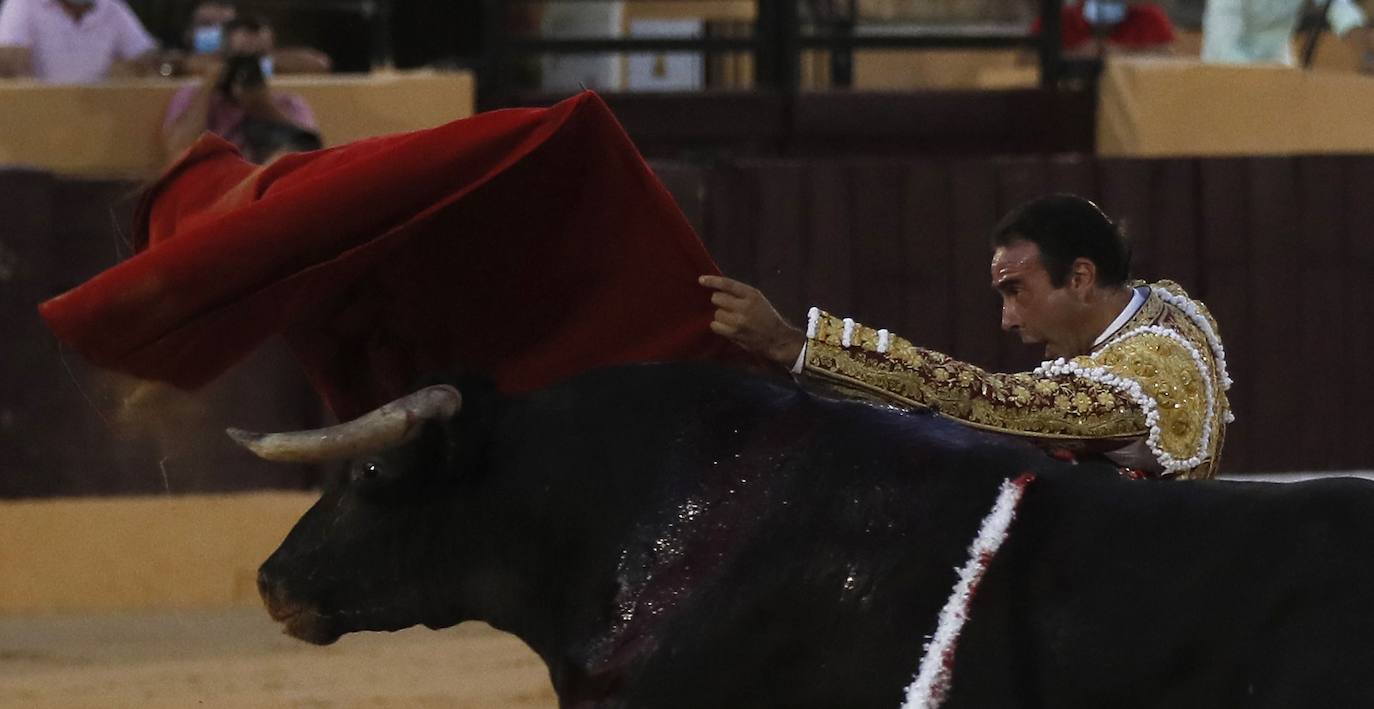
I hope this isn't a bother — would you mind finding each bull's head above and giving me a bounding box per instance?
[233,382,496,645]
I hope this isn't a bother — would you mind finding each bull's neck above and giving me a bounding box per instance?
[473,430,772,701]
[462,454,662,695]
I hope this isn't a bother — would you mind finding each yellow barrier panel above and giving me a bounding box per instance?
[0,69,474,177]
[0,492,316,614]
[1098,56,1374,157]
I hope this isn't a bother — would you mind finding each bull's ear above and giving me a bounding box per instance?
[397,371,501,483]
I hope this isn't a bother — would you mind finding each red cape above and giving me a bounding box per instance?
[40,92,751,419]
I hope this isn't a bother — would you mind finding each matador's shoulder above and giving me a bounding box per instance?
[1083,280,1233,476]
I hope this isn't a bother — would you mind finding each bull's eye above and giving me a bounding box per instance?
[360,462,381,480]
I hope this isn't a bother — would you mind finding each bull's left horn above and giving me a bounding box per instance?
[227,385,462,463]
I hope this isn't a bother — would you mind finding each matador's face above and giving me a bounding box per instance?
[991,241,1082,359]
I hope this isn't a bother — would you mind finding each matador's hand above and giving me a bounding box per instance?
[699,275,805,369]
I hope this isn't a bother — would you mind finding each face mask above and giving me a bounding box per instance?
[1083,0,1128,26]
[192,25,223,54]
[259,55,274,80]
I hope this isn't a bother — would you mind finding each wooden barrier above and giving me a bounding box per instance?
[624,1,755,22]
[0,492,315,613]
[0,70,475,177]
[572,90,1095,157]
[845,49,1035,90]
[1099,56,1374,157]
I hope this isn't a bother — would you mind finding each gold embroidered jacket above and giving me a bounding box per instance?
[802,280,1233,479]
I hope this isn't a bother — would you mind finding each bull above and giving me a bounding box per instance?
[233,362,1374,707]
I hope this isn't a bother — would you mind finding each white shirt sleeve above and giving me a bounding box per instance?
[113,1,157,59]
[790,342,807,374]
[0,0,34,47]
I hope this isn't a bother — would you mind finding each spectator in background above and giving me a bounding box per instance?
[1364,1,1374,73]
[0,0,161,82]
[1033,0,1176,57]
[1203,0,1365,66]
[161,13,320,164]
[180,1,331,76]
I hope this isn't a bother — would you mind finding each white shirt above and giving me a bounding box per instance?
[1202,0,1364,66]
[1093,285,1148,348]
[0,0,157,83]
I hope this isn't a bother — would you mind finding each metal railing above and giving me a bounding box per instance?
[479,0,1065,99]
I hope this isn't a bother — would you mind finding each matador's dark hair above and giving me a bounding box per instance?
[989,194,1132,289]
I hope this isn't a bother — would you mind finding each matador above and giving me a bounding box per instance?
[702,194,1232,479]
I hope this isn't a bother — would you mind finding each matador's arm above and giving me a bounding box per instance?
[802,310,1149,444]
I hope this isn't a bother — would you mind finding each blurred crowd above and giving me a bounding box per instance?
[878,0,1371,65]
[0,0,1371,164]
[3,1,1370,84]
[0,0,329,162]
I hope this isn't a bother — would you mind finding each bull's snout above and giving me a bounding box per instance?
[257,566,340,645]
[256,566,297,623]
[256,567,282,614]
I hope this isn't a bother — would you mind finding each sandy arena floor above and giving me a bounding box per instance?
[0,608,556,708]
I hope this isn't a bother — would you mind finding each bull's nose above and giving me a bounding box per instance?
[258,566,293,617]
[254,569,338,644]
[257,567,274,601]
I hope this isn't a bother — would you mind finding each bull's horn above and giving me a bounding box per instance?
[227,385,462,463]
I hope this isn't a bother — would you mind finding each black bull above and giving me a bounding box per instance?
[247,362,1374,707]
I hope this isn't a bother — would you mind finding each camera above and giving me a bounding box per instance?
[217,53,267,96]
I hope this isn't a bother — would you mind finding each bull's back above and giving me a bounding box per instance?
[952,474,1374,708]
[544,364,1064,706]
[542,365,1374,707]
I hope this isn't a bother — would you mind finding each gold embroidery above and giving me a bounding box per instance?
[803,281,1231,480]
[1091,331,1210,464]
[806,339,1146,440]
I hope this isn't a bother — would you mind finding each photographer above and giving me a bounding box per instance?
[161,14,320,164]
[180,1,331,78]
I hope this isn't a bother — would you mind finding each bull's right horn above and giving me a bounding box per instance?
[227,385,462,463]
